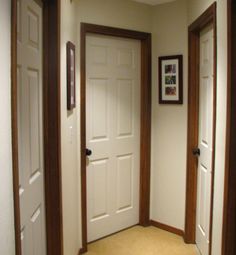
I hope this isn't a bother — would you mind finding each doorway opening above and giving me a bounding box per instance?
[80,23,152,253]
[11,0,63,255]
[184,3,217,255]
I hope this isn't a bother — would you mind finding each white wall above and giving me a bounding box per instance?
[150,0,188,231]
[0,0,15,255]
[187,1,227,254]
[61,0,80,254]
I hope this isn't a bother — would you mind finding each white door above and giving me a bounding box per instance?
[86,34,141,242]
[17,0,46,254]
[196,25,214,255]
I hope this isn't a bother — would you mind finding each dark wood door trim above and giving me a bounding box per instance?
[80,23,152,253]
[11,0,63,255]
[184,4,217,255]
[222,1,236,254]
[11,1,21,254]
[43,1,63,254]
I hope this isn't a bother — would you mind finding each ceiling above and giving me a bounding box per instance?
[132,0,176,6]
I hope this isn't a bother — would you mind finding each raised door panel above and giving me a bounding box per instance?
[199,78,209,146]
[116,154,133,213]
[89,78,109,142]
[27,7,40,50]
[117,79,133,138]
[89,45,108,66]
[18,68,30,182]
[21,229,27,255]
[86,37,111,78]
[198,165,207,236]
[117,48,134,68]
[30,207,43,255]
[28,69,40,176]
[88,159,110,222]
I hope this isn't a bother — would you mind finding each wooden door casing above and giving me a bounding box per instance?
[184,5,217,255]
[80,23,151,254]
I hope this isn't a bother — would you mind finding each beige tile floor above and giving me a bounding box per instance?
[86,226,199,255]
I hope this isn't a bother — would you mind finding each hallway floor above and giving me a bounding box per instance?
[86,226,198,255]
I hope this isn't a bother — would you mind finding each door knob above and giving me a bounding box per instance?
[192,148,200,156]
[86,148,92,156]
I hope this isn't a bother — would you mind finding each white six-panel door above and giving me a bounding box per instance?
[86,34,141,242]
[17,0,46,254]
[196,25,214,255]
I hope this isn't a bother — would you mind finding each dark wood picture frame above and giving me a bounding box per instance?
[159,55,183,104]
[67,41,76,110]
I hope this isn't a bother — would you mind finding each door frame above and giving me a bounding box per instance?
[222,0,236,254]
[80,23,152,253]
[184,3,217,255]
[11,0,63,255]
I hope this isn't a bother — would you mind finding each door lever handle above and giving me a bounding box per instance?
[86,148,92,156]
[192,148,200,156]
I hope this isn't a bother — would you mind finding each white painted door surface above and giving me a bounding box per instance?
[86,34,141,242]
[17,0,46,254]
[196,25,214,255]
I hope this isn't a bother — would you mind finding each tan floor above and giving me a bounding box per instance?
[86,226,198,255]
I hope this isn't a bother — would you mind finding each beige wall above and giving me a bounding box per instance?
[150,0,188,230]
[61,0,80,254]
[77,0,152,33]
[0,0,15,254]
[187,1,228,254]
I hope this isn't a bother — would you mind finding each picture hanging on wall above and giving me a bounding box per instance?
[159,55,183,104]
[67,41,76,110]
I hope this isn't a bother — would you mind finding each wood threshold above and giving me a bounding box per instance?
[80,23,152,253]
[222,0,236,254]
[184,4,217,255]
[11,0,63,254]
[150,220,184,237]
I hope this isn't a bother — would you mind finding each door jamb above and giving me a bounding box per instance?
[11,0,63,255]
[222,1,236,254]
[80,23,152,253]
[184,3,217,255]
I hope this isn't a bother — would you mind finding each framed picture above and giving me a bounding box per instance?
[67,41,76,110]
[159,55,183,104]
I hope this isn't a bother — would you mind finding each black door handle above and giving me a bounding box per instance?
[192,148,200,156]
[86,148,92,156]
